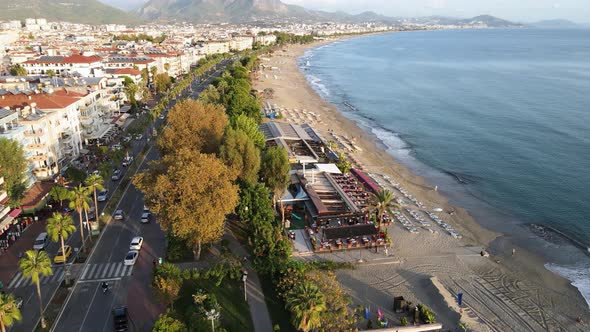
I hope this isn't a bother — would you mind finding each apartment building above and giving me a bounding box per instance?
[21,54,103,77]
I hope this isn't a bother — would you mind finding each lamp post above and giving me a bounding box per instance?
[242,270,248,302]
[206,309,219,332]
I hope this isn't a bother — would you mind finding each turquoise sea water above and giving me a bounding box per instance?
[300,29,590,304]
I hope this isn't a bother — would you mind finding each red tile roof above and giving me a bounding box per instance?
[24,55,102,65]
[0,93,79,110]
[109,68,141,76]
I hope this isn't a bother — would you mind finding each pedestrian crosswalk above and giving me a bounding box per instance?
[8,266,65,289]
[79,262,133,281]
[7,263,134,289]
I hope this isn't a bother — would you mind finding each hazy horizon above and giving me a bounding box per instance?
[99,0,590,23]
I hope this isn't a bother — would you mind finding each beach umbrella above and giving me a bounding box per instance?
[433,208,443,212]
[365,306,370,319]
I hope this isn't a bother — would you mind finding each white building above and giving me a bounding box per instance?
[21,55,103,77]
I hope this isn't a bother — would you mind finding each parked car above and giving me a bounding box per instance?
[134,134,143,141]
[140,212,151,224]
[97,190,109,202]
[33,232,48,250]
[159,114,165,120]
[129,237,143,251]
[53,245,72,264]
[122,156,133,167]
[113,210,125,221]
[122,136,132,143]
[88,207,96,220]
[111,169,121,181]
[112,143,122,151]
[124,251,139,266]
[112,306,128,332]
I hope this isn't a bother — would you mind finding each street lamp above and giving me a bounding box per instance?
[206,309,219,332]
[242,270,248,302]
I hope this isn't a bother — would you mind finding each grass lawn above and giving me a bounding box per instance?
[259,276,295,332]
[176,276,254,331]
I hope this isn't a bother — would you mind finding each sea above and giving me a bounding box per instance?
[299,29,590,306]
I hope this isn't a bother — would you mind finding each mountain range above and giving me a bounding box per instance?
[0,0,142,24]
[0,0,525,27]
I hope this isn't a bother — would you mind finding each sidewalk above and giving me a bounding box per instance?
[224,226,274,332]
[0,219,46,287]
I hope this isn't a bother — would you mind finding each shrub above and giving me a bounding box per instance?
[417,304,436,324]
[400,317,408,326]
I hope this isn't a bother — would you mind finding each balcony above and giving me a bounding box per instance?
[0,190,7,202]
[0,205,10,220]
[32,167,51,179]
[24,129,44,137]
[60,134,73,144]
[30,154,49,162]
[27,142,46,150]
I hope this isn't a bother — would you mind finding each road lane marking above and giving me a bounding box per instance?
[86,264,98,280]
[77,277,122,284]
[126,265,134,276]
[78,283,100,332]
[80,264,90,280]
[107,262,117,276]
[114,263,123,277]
[8,273,21,288]
[99,263,111,279]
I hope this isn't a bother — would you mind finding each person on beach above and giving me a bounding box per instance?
[512,248,516,256]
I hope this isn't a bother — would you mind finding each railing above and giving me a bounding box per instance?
[24,130,44,137]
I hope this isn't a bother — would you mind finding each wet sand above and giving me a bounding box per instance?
[254,37,590,331]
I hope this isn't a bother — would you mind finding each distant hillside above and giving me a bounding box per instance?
[99,0,148,12]
[0,0,143,24]
[530,19,582,29]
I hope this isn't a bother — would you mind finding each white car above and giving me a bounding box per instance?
[97,190,109,202]
[122,156,133,167]
[129,237,143,251]
[140,212,151,224]
[124,250,139,266]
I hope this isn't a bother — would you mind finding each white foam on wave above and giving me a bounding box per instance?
[306,74,330,97]
[545,262,590,309]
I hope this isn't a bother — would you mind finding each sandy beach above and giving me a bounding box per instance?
[254,36,590,331]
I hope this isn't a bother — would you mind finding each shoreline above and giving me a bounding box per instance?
[254,34,590,331]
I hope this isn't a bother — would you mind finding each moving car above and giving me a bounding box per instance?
[15,296,23,309]
[53,245,72,264]
[122,156,133,167]
[140,212,150,224]
[33,232,48,250]
[111,169,121,181]
[159,114,165,120]
[112,306,128,332]
[97,190,109,202]
[129,237,143,251]
[113,210,125,221]
[124,251,139,266]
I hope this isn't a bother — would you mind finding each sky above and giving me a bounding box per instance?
[282,0,590,23]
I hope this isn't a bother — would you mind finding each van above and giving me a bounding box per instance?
[33,232,48,250]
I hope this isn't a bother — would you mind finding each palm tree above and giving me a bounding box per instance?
[19,250,52,329]
[371,189,398,226]
[0,293,22,332]
[85,173,103,239]
[286,282,326,332]
[46,212,76,284]
[69,184,91,251]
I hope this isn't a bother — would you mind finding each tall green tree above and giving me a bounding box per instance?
[19,250,53,329]
[134,149,238,260]
[84,174,104,227]
[68,185,91,250]
[286,282,326,332]
[46,69,56,77]
[46,212,76,284]
[335,152,352,174]
[152,310,187,332]
[9,64,27,76]
[158,100,228,155]
[370,189,398,226]
[154,73,172,95]
[259,147,290,225]
[49,185,69,208]
[231,113,265,149]
[123,82,139,109]
[0,138,28,206]
[220,128,260,185]
[0,293,22,332]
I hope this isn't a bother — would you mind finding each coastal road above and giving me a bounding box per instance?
[4,134,148,332]
[49,63,231,332]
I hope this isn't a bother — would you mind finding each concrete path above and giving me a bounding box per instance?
[224,226,274,332]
